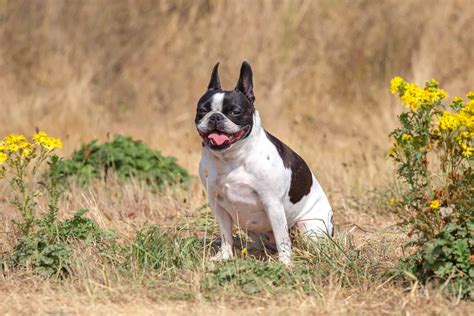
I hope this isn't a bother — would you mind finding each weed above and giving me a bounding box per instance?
[54,135,189,188]
[11,209,114,276]
[400,219,474,298]
[129,225,203,272]
[0,132,63,234]
[388,78,473,297]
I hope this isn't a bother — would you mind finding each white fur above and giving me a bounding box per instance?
[211,93,224,111]
[199,111,333,265]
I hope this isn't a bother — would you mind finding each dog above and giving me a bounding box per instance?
[195,61,333,265]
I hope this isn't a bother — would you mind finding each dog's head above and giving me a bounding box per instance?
[195,61,255,151]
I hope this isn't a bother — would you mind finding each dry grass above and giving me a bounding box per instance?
[1,179,472,315]
[0,0,473,314]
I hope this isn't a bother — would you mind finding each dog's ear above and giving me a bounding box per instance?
[207,62,221,90]
[235,61,255,103]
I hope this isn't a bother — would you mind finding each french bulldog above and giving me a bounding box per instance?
[195,61,333,265]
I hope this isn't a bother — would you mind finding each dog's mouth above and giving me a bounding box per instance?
[199,126,249,150]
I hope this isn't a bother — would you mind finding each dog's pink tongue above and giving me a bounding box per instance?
[208,133,230,145]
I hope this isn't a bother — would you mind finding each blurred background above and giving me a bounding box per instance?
[0,0,473,196]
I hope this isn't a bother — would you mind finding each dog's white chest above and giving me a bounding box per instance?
[212,167,272,233]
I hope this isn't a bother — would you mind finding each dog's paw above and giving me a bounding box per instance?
[278,255,292,267]
[210,249,233,261]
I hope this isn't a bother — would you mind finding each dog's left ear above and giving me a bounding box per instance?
[235,61,255,103]
[207,62,221,90]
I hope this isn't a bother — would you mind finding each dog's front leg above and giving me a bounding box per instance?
[264,202,292,265]
[209,201,233,261]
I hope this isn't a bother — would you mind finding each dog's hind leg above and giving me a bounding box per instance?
[294,210,334,242]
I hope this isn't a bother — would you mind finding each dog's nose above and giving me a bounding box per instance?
[209,113,222,122]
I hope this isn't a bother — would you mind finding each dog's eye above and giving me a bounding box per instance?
[229,110,242,116]
[197,108,208,115]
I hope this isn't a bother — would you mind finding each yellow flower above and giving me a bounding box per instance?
[467,91,474,100]
[2,134,31,153]
[388,197,397,206]
[430,199,440,209]
[463,100,474,116]
[438,111,460,131]
[386,144,398,158]
[32,131,46,143]
[241,247,248,255]
[459,104,474,133]
[400,83,423,111]
[401,134,412,142]
[21,148,32,157]
[33,131,63,151]
[427,78,439,86]
[396,79,447,111]
[0,152,7,165]
[390,76,405,94]
[460,143,473,158]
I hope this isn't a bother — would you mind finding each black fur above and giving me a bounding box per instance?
[195,62,255,143]
[265,131,313,204]
[208,62,221,90]
[235,61,255,104]
[195,90,254,131]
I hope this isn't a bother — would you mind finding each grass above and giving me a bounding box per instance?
[0,0,473,314]
[1,178,472,315]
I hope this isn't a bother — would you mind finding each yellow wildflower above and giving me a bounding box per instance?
[33,131,63,151]
[429,199,440,209]
[388,197,397,206]
[467,91,474,100]
[391,77,448,111]
[21,148,32,157]
[386,145,398,158]
[0,152,7,165]
[427,78,439,86]
[241,247,248,255]
[424,87,448,105]
[459,103,474,132]
[390,76,405,94]
[401,134,412,142]
[400,83,423,111]
[438,111,460,131]
[463,100,474,116]
[460,143,473,158]
[2,134,31,153]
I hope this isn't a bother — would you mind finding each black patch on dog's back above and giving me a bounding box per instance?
[265,131,313,204]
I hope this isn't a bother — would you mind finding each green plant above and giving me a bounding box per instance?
[388,77,473,297]
[0,131,115,276]
[400,219,474,298]
[130,225,203,271]
[54,135,189,188]
[12,209,114,276]
[205,259,290,295]
[0,132,63,235]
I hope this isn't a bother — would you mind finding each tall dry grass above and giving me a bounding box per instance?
[0,0,473,314]
[1,0,472,193]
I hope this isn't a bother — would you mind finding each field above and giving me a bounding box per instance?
[1,1,473,315]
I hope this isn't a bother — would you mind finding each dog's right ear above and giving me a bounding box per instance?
[207,62,221,90]
[235,61,255,103]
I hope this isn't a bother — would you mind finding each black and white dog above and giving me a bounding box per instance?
[195,62,333,265]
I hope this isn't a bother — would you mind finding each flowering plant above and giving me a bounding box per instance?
[0,132,63,234]
[388,78,473,297]
[388,78,472,240]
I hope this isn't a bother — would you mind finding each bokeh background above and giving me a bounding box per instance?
[1,0,473,195]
